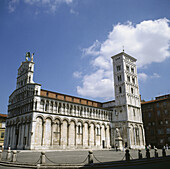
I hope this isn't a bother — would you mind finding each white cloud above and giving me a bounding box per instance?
[77,69,113,99]
[138,73,148,81]
[77,18,170,99]
[8,0,19,13]
[151,73,160,79]
[8,0,73,13]
[73,71,82,78]
[82,40,101,57]
[138,72,160,82]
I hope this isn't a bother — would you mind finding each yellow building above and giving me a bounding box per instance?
[0,114,7,148]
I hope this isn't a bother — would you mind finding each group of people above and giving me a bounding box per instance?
[145,144,169,150]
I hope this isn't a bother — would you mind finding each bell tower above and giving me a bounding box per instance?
[16,52,35,89]
[111,51,145,149]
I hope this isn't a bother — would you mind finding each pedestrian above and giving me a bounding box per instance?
[166,144,168,150]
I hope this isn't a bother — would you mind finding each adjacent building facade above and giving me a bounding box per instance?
[0,114,7,148]
[4,51,145,150]
[141,94,170,148]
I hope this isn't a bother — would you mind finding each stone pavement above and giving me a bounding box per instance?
[0,149,170,168]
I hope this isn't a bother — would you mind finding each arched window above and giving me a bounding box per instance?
[78,125,81,135]
[119,86,122,93]
[97,127,100,135]
[45,101,49,111]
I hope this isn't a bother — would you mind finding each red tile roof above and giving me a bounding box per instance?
[0,114,7,117]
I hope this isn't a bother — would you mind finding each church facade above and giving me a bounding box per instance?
[4,52,145,150]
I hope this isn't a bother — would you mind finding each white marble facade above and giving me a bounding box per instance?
[4,51,145,150]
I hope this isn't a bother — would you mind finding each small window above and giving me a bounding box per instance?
[117,75,122,82]
[160,121,163,125]
[56,94,58,98]
[132,78,135,84]
[97,127,100,135]
[127,76,130,82]
[131,67,134,73]
[119,87,122,93]
[164,110,168,114]
[131,88,134,94]
[46,92,48,96]
[158,129,164,135]
[117,65,121,71]
[166,128,170,134]
[126,65,129,71]
[133,109,135,116]
[165,120,168,124]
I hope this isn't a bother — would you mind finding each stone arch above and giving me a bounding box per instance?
[106,124,111,148]
[70,119,77,125]
[53,117,62,146]
[35,116,43,146]
[77,119,84,125]
[96,123,101,147]
[69,120,76,147]
[77,121,83,146]
[45,115,53,122]
[90,121,96,127]
[84,120,90,126]
[83,121,89,147]
[130,124,134,145]
[62,118,69,147]
[89,122,95,146]
[62,118,69,124]
[45,100,49,112]
[44,117,52,146]
[101,123,106,128]
[139,125,144,146]
[134,124,140,145]
[54,116,63,124]
[101,123,106,148]
[35,115,45,122]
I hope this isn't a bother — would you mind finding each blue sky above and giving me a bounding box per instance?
[0,0,170,114]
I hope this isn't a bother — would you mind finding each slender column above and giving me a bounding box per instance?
[133,128,136,145]
[12,126,16,148]
[41,121,45,146]
[105,127,107,148]
[82,124,84,146]
[75,124,77,147]
[20,123,25,149]
[17,125,21,147]
[51,122,54,146]
[67,124,70,146]
[59,123,63,146]
[100,127,102,147]
[94,125,96,146]
[88,125,91,147]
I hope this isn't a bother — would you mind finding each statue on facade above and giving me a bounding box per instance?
[25,52,30,61]
[115,128,121,138]
[25,52,34,62]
